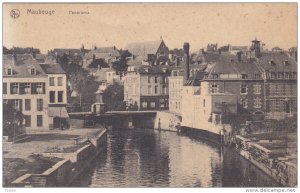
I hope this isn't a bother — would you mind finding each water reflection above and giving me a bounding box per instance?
[73,128,280,187]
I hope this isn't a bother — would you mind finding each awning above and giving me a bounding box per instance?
[48,107,69,118]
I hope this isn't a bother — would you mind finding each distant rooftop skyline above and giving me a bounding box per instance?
[3,3,297,54]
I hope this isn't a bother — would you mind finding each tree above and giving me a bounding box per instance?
[3,103,24,138]
[2,46,41,55]
[102,82,125,111]
[87,58,109,69]
[112,50,132,76]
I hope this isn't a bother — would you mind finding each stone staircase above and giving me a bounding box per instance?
[29,175,47,187]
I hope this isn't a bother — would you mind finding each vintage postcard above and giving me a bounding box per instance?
[2,2,298,190]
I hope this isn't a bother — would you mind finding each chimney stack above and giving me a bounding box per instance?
[237,51,242,62]
[183,42,190,81]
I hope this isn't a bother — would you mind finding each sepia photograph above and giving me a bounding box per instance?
[1,2,298,190]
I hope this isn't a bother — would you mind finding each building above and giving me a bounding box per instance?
[257,50,297,119]
[125,38,169,66]
[82,46,121,68]
[124,65,170,110]
[168,69,184,114]
[39,63,69,129]
[3,54,68,130]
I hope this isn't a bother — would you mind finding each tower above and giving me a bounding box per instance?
[251,38,261,58]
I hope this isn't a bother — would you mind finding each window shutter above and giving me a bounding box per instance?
[10,83,14,94]
[20,83,25,95]
[19,99,23,112]
[31,83,37,94]
[42,83,46,94]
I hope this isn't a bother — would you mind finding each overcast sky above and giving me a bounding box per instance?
[3,3,297,53]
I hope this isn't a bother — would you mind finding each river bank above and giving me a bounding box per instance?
[3,128,107,187]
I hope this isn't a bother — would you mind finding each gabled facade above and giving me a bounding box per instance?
[3,54,69,130]
[125,38,169,66]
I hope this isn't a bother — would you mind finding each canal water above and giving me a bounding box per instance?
[71,128,280,187]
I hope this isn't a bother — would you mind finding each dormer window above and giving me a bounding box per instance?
[284,60,290,66]
[269,60,276,66]
[6,66,12,75]
[30,68,36,75]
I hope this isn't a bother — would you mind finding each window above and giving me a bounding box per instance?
[211,83,219,93]
[254,97,262,108]
[162,85,167,95]
[284,60,289,66]
[241,98,248,108]
[25,115,31,127]
[58,91,63,103]
[270,72,276,79]
[57,77,63,86]
[11,83,19,94]
[212,74,219,79]
[148,86,152,94]
[36,83,43,94]
[50,91,55,103]
[142,102,147,108]
[14,100,20,111]
[37,99,43,111]
[253,84,261,95]
[37,115,43,127]
[278,72,284,79]
[203,99,206,107]
[255,74,261,79]
[25,83,31,94]
[155,85,158,94]
[148,76,151,83]
[178,102,181,110]
[7,67,12,75]
[292,72,297,79]
[242,74,248,79]
[49,77,55,86]
[154,77,158,83]
[240,84,248,94]
[150,102,156,108]
[25,99,31,111]
[3,83,7,94]
[30,68,36,75]
[285,72,291,79]
[269,60,276,66]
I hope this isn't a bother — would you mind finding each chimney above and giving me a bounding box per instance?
[251,38,261,58]
[237,51,242,62]
[12,51,17,66]
[183,42,190,81]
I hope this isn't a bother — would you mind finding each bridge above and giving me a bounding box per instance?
[68,111,158,129]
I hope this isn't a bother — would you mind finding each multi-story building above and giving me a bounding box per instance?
[124,65,169,110]
[180,39,297,136]
[3,54,68,130]
[39,63,69,129]
[257,50,297,119]
[168,69,183,115]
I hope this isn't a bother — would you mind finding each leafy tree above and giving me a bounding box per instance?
[102,82,125,111]
[112,50,132,76]
[3,103,24,138]
[3,46,41,55]
[87,58,109,69]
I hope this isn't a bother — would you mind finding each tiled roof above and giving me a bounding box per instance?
[204,53,261,78]
[124,40,163,56]
[257,51,297,72]
[83,47,121,60]
[3,54,47,76]
[52,49,82,56]
[39,63,66,74]
[137,65,171,75]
